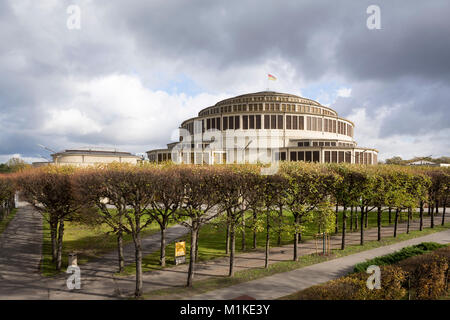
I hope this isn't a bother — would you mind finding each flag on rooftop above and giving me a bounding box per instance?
[268,74,277,81]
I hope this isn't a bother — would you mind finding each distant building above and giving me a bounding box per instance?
[32,148,142,167]
[408,160,437,166]
[147,91,378,164]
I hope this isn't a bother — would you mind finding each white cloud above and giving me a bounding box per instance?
[337,87,352,98]
[42,108,102,135]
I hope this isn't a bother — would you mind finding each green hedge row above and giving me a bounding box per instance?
[353,242,447,273]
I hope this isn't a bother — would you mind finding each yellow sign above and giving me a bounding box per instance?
[175,241,186,257]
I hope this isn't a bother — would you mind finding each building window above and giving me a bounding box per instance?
[338,151,344,163]
[290,151,297,161]
[305,151,312,162]
[277,115,283,129]
[297,142,303,147]
[256,115,261,129]
[235,115,240,129]
[271,115,276,129]
[216,117,221,130]
[223,117,228,130]
[249,115,255,129]
[332,151,337,163]
[345,152,351,163]
[286,115,291,129]
[293,116,298,129]
[325,151,331,163]
[280,152,286,161]
[243,115,248,130]
[264,115,270,129]
[298,151,305,161]
[313,151,320,163]
[299,116,304,130]
[228,116,234,129]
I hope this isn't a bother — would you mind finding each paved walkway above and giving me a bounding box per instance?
[0,202,47,299]
[191,229,450,299]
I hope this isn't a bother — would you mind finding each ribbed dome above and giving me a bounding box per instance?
[214,91,321,107]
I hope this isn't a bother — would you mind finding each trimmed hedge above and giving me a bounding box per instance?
[353,242,446,273]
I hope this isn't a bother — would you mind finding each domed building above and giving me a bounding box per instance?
[146,91,378,165]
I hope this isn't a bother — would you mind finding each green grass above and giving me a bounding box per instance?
[119,208,423,276]
[40,212,179,277]
[0,208,17,235]
[141,222,450,300]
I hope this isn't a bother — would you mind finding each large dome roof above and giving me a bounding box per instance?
[214,91,321,107]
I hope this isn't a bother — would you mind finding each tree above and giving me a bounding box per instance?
[0,175,16,220]
[118,165,157,297]
[385,156,404,165]
[176,166,222,287]
[147,165,184,267]
[260,173,287,268]
[5,158,30,172]
[330,164,366,248]
[215,165,257,276]
[73,164,133,273]
[280,162,340,260]
[17,166,81,270]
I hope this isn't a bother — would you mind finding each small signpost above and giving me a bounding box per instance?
[174,241,186,265]
[314,232,331,256]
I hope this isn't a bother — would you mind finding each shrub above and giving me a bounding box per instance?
[296,265,407,300]
[353,242,446,273]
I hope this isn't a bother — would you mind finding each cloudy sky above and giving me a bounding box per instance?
[1,0,449,163]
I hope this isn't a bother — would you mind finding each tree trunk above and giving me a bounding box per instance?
[442,201,446,226]
[365,206,369,228]
[134,233,143,297]
[225,219,230,254]
[56,218,64,271]
[377,206,382,241]
[360,206,364,245]
[195,227,199,263]
[341,207,347,250]
[229,221,235,277]
[117,228,124,272]
[350,206,354,231]
[431,203,435,228]
[419,201,424,231]
[335,203,339,234]
[277,205,283,246]
[407,207,411,234]
[394,208,399,237]
[160,227,166,267]
[265,210,270,268]
[241,214,246,251]
[293,214,299,261]
[435,199,439,216]
[50,220,58,262]
[252,210,257,249]
[187,226,198,287]
[354,206,358,230]
[388,207,392,224]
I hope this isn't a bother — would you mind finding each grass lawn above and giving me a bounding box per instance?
[119,208,424,276]
[40,212,179,277]
[142,222,450,300]
[0,208,17,235]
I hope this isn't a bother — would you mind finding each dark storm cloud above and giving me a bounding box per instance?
[0,0,449,160]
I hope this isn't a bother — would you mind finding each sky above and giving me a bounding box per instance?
[1,0,449,163]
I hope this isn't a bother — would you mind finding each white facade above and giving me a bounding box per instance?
[147,91,378,165]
